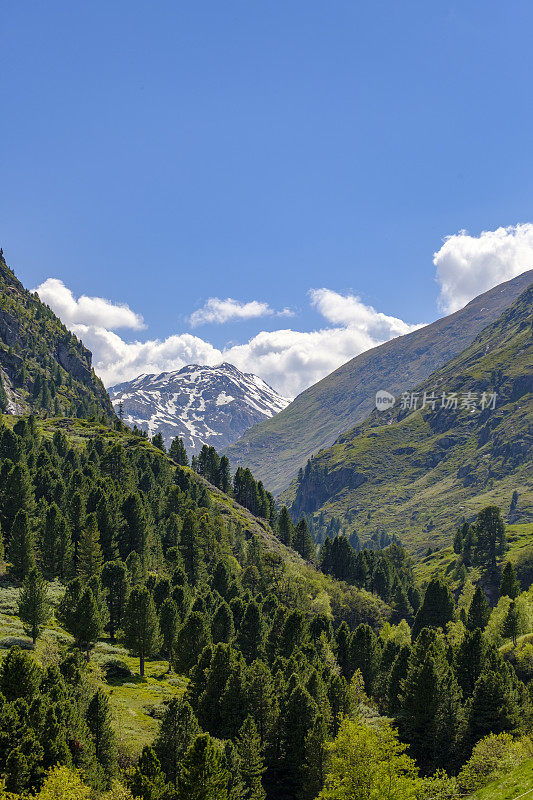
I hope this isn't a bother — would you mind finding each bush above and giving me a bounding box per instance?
[103,658,133,682]
[457,733,520,794]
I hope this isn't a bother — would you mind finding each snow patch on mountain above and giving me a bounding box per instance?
[109,362,289,455]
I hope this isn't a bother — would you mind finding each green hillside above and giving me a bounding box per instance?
[468,758,533,799]
[0,250,115,421]
[283,284,533,555]
[226,270,533,495]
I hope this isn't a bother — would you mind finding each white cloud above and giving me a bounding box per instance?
[189,297,292,326]
[309,288,417,339]
[34,278,145,330]
[434,223,533,313]
[54,286,420,398]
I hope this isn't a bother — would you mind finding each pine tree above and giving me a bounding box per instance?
[237,716,266,800]
[245,659,276,745]
[177,733,229,800]
[175,611,211,674]
[277,507,294,547]
[8,509,36,580]
[152,432,166,452]
[70,586,104,657]
[77,512,104,581]
[180,511,201,585]
[411,578,455,639]
[238,602,264,663]
[160,597,179,671]
[130,746,170,800]
[123,585,161,676]
[466,585,491,631]
[218,456,231,494]
[1,463,34,537]
[0,371,8,412]
[169,436,189,466]
[279,684,318,799]
[101,559,130,641]
[301,714,327,800]
[154,698,200,786]
[0,645,41,701]
[349,624,381,694]
[293,519,316,561]
[86,689,117,784]
[121,492,149,563]
[212,601,235,644]
[468,665,520,741]
[503,601,520,646]
[499,562,520,599]
[18,567,50,644]
[456,628,486,696]
[473,506,507,577]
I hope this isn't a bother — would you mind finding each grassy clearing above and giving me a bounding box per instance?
[468,757,533,799]
[0,578,187,757]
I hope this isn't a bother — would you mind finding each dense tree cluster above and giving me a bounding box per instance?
[0,415,530,799]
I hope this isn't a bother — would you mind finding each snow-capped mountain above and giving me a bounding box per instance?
[108,363,290,455]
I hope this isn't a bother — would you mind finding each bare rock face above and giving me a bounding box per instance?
[109,363,290,455]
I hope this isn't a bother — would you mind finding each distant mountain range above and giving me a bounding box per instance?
[109,362,289,454]
[282,282,533,553]
[225,270,533,495]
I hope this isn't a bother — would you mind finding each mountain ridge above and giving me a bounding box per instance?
[225,270,533,495]
[109,361,289,453]
[282,282,533,553]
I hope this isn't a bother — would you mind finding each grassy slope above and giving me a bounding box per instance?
[469,759,533,799]
[0,415,387,753]
[282,285,533,556]
[225,271,533,496]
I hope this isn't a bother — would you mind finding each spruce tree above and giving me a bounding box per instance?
[237,716,266,800]
[77,512,104,582]
[8,509,36,580]
[0,645,41,700]
[468,665,520,741]
[177,733,229,800]
[245,659,276,745]
[301,714,327,800]
[123,585,161,676]
[2,463,34,535]
[466,585,491,631]
[18,567,51,644]
[279,684,318,798]
[499,561,520,599]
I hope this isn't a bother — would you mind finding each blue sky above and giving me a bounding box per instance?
[1,2,533,396]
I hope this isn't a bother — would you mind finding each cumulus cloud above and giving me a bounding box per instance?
[189,297,293,326]
[49,286,420,397]
[310,288,416,339]
[35,278,145,330]
[434,223,533,313]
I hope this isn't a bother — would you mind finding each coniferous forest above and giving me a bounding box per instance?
[0,392,532,799]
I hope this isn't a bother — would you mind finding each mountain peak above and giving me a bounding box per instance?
[109,362,289,454]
